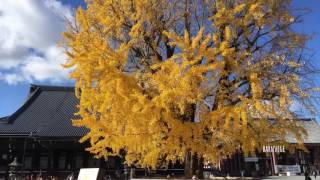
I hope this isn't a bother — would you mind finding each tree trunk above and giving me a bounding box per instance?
[197,157,204,179]
[184,152,204,178]
[184,151,193,178]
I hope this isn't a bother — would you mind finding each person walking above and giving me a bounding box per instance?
[314,170,318,179]
[66,172,75,180]
[305,172,312,180]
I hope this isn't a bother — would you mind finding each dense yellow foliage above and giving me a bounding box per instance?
[63,0,313,168]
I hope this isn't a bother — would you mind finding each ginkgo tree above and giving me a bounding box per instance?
[62,0,317,177]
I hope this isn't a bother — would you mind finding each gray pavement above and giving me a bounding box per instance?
[133,176,318,179]
[261,176,316,180]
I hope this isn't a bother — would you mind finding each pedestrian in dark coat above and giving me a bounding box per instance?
[314,170,318,179]
[305,172,312,180]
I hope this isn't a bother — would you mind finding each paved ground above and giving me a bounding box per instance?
[133,176,318,179]
[261,176,317,180]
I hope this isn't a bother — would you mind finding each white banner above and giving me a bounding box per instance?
[276,165,301,175]
[77,168,100,180]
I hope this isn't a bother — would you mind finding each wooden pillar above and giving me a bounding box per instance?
[65,151,72,171]
[313,146,320,166]
[31,142,39,171]
[229,157,232,175]
[47,142,54,173]
[294,149,299,165]
[83,153,89,168]
[72,150,77,171]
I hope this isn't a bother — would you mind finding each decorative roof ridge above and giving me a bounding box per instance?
[30,84,75,92]
[0,116,9,123]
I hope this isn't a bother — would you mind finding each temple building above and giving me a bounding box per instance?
[0,84,320,178]
[0,85,122,179]
[217,118,320,176]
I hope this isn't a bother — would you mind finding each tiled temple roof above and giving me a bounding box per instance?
[287,118,320,144]
[0,84,88,139]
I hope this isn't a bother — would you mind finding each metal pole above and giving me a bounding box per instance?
[272,151,277,175]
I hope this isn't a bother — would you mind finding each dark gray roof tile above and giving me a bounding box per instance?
[0,85,88,138]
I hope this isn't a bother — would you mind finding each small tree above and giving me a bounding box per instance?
[63,0,316,177]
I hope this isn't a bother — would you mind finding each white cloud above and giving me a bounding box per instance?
[0,0,74,84]
[0,73,23,85]
[22,46,69,82]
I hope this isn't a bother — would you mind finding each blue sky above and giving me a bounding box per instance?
[0,0,320,118]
